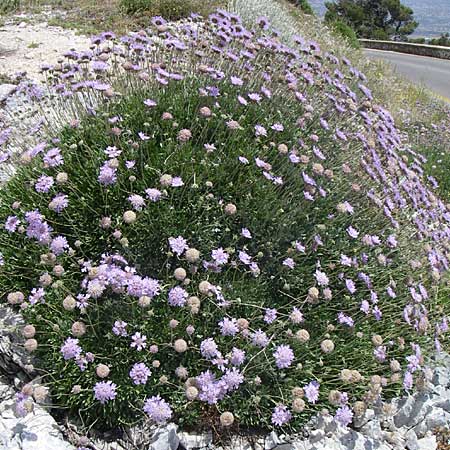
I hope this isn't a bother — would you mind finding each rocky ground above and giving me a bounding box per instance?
[0,9,90,82]
[0,15,449,450]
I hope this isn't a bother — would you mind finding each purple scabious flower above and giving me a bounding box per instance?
[345,279,356,294]
[104,146,121,158]
[211,247,229,265]
[200,338,219,359]
[168,286,188,307]
[112,320,127,336]
[171,177,184,187]
[374,346,387,362]
[128,194,145,210]
[264,308,277,324]
[282,257,295,269]
[241,227,252,238]
[35,175,54,193]
[143,395,172,424]
[29,287,45,305]
[50,235,68,255]
[61,337,82,360]
[144,98,157,107]
[403,371,413,390]
[219,317,239,336]
[43,148,63,167]
[168,236,188,255]
[230,347,246,366]
[254,124,267,137]
[49,193,69,213]
[271,405,292,426]
[129,362,151,385]
[98,163,117,185]
[290,307,304,324]
[130,332,147,351]
[145,188,162,202]
[251,329,269,348]
[94,381,117,404]
[273,344,294,369]
[334,405,353,427]
[304,380,320,403]
[222,368,244,390]
[347,226,359,239]
[315,269,329,286]
[338,312,354,327]
[5,215,20,232]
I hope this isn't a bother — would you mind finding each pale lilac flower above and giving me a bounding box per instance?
[345,279,356,294]
[315,269,329,286]
[50,236,68,255]
[145,188,162,202]
[403,371,413,390]
[222,368,244,390]
[283,258,295,269]
[338,312,354,327]
[49,194,69,213]
[374,346,387,362]
[94,381,117,404]
[347,226,359,238]
[144,99,157,107]
[273,344,294,369]
[169,236,188,255]
[168,286,188,307]
[241,228,252,238]
[129,362,151,385]
[35,175,54,193]
[290,307,304,324]
[131,332,147,351]
[230,76,243,86]
[271,123,284,132]
[254,125,267,137]
[212,247,229,265]
[251,329,269,348]
[29,287,45,305]
[61,337,82,360]
[334,405,353,427]
[264,308,277,323]
[104,146,121,158]
[43,147,63,167]
[143,396,172,424]
[219,317,239,336]
[112,320,127,336]
[5,216,20,232]
[200,338,219,359]
[172,177,184,187]
[138,132,150,141]
[304,380,320,403]
[128,194,145,210]
[271,405,292,426]
[230,347,246,366]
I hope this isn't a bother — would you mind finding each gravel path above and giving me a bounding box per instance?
[0,20,90,81]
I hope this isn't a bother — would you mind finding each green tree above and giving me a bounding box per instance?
[325,0,418,40]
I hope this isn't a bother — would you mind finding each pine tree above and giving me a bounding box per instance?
[325,0,418,40]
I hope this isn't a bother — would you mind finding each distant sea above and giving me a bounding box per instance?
[308,0,450,38]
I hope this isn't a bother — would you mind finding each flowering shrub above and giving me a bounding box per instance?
[1,9,449,433]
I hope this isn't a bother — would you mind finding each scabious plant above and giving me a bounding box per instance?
[0,8,449,434]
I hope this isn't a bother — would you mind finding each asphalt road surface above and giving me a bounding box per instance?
[364,49,450,102]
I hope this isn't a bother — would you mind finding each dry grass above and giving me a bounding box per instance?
[2,0,225,35]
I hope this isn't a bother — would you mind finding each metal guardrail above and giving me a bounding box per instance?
[359,39,450,60]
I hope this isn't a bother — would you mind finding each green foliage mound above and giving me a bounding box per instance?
[0,10,449,434]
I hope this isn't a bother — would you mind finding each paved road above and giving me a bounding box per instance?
[364,49,450,101]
